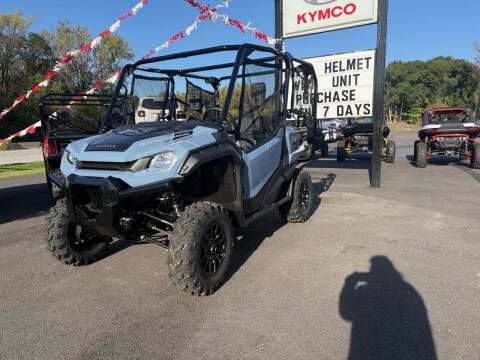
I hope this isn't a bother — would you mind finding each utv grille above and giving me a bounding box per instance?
[76,158,151,172]
[76,160,136,171]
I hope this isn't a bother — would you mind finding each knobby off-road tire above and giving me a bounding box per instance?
[415,141,428,168]
[337,144,346,162]
[46,198,109,266]
[385,140,396,163]
[471,142,480,169]
[413,140,420,161]
[280,171,314,223]
[168,202,234,296]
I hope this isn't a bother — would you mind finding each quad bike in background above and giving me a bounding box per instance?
[414,108,480,169]
[46,44,318,296]
[317,118,345,158]
[336,117,396,163]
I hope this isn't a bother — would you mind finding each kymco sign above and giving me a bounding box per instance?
[283,0,378,39]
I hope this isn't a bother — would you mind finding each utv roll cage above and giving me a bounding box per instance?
[101,44,318,142]
[40,93,113,136]
[422,108,472,126]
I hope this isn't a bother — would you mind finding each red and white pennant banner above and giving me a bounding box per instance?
[0,0,229,143]
[0,0,149,121]
[141,0,231,59]
[184,0,277,45]
[1,0,278,142]
[1,121,41,143]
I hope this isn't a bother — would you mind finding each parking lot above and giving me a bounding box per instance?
[1,131,479,360]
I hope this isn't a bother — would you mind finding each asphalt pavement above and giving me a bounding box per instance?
[0,132,479,359]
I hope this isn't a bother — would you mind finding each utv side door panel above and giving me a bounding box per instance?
[242,132,282,199]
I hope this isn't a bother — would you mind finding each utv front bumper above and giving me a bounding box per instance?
[50,173,175,239]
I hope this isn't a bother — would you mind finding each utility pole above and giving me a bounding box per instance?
[370,0,388,187]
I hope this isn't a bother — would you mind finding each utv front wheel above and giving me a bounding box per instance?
[168,202,234,296]
[46,198,110,266]
[415,141,427,168]
[385,140,396,163]
[280,171,314,223]
[471,142,480,169]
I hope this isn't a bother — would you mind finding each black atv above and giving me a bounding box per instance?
[414,108,480,168]
[337,117,395,163]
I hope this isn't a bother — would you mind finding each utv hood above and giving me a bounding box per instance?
[86,122,200,152]
[61,121,220,187]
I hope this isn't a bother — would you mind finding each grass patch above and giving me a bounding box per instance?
[0,162,45,179]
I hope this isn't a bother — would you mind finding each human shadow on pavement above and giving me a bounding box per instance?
[0,183,51,225]
[339,256,437,360]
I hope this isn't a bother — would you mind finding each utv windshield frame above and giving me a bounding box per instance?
[40,93,114,137]
[101,44,317,142]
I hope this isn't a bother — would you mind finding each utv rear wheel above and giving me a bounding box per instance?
[413,140,420,161]
[46,198,109,266]
[415,141,427,168]
[168,202,233,296]
[385,140,396,163]
[280,171,314,223]
[471,143,480,169]
[337,144,346,162]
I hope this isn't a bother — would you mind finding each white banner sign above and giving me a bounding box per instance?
[306,49,376,119]
[283,0,378,39]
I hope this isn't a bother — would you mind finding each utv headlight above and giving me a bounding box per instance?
[66,150,77,165]
[149,150,176,170]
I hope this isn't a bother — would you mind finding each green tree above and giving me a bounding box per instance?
[51,20,134,93]
[0,11,34,99]
[0,11,133,138]
[385,56,479,124]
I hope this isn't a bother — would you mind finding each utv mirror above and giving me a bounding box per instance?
[58,110,70,123]
[251,82,266,108]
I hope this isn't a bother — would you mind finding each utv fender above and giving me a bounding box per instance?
[286,167,301,198]
[47,170,66,189]
[179,141,244,225]
[178,141,242,176]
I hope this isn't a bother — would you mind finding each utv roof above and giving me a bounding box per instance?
[129,44,315,80]
[426,108,470,113]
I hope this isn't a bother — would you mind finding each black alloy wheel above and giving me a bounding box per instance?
[200,222,227,276]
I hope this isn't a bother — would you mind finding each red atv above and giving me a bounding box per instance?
[414,108,480,168]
